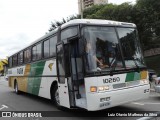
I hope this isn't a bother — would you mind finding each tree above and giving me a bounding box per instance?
[49,15,80,32]
[135,0,160,49]
[0,59,8,76]
[48,0,160,50]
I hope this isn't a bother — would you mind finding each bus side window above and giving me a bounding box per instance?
[50,36,57,57]
[43,40,49,58]
[61,27,78,41]
[12,54,17,66]
[9,57,12,67]
[57,43,65,83]
[32,46,37,61]
[24,48,31,63]
[18,51,23,65]
[32,43,42,61]
[36,43,42,60]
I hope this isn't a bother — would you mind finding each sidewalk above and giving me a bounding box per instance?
[0,76,5,80]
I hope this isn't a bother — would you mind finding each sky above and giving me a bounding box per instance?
[0,0,136,59]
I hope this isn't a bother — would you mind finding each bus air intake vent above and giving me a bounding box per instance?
[113,83,126,89]
[126,80,140,87]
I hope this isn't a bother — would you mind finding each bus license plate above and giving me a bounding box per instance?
[100,102,110,108]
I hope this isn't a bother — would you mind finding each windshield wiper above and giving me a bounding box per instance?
[109,55,119,75]
[125,57,141,72]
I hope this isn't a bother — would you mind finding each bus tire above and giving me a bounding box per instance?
[14,81,20,94]
[51,84,62,109]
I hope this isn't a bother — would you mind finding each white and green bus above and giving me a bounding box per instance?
[7,19,150,111]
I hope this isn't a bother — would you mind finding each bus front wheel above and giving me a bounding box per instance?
[51,85,62,109]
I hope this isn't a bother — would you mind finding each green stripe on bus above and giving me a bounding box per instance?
[27,61,45,95]
[125,72,140,82]
[133,72,140,80]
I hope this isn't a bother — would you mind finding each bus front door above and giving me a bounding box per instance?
[56,42,70,108]
[69,40,86,109]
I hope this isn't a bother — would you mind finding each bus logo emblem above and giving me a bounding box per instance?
[48,63,53,71]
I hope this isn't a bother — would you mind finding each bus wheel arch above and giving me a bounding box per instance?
[50,81,61,109]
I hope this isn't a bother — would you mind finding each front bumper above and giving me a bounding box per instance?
[86,84,150,111]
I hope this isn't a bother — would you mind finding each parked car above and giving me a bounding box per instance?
[148,69,157,82]
[154,77,160,93]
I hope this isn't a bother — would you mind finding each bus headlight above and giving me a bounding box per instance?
[90,86,110,92]
[98,86,109,92]
[140,79,149,84]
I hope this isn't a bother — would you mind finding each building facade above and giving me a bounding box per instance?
[78,0,108,14]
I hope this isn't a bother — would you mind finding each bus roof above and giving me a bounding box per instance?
[61,19,136,28]
[29,19,136,46]
[9,19,136,57]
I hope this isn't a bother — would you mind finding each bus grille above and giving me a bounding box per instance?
[113,80,140,89]
[113,83,126,89]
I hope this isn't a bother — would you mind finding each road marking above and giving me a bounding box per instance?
[132,102,160,106]
[132,102,144,105]
[150,89,155,91]
[143,102,160,105]
[0,105,8,110]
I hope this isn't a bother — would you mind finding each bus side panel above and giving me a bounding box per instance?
[8,59,58,100]
[27,61,45,95]
[18,64,31,92]
[38,59,57,99]
[17,77,28,92]
[8,76,14,88]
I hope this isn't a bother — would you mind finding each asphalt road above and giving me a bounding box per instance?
[0,79,160,120]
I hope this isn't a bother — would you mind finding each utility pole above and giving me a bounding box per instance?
[80,0,83,19]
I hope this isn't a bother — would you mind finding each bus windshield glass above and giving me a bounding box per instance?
[117,27,145,68]
[81,26,145,73]
[82,26,124,72]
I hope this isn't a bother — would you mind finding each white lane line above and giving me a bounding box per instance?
[132,102,160,105]
[150,89,155,91]
[132,102,144,105]
[143,102,160,105]
[0,105,8,110]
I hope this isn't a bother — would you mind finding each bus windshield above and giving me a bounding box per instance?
[117,27,145,68]
[81,26,145,73]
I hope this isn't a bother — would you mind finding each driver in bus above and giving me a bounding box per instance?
[85,42,103,71]
[98,58,109,69]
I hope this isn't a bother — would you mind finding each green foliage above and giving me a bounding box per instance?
[134,0,160,49]
[83,4,105,18]
[83,0,160,50]
[48,15,80,32]
[48,0,160,50]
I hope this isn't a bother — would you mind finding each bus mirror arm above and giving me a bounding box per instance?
[67,36,79,42]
